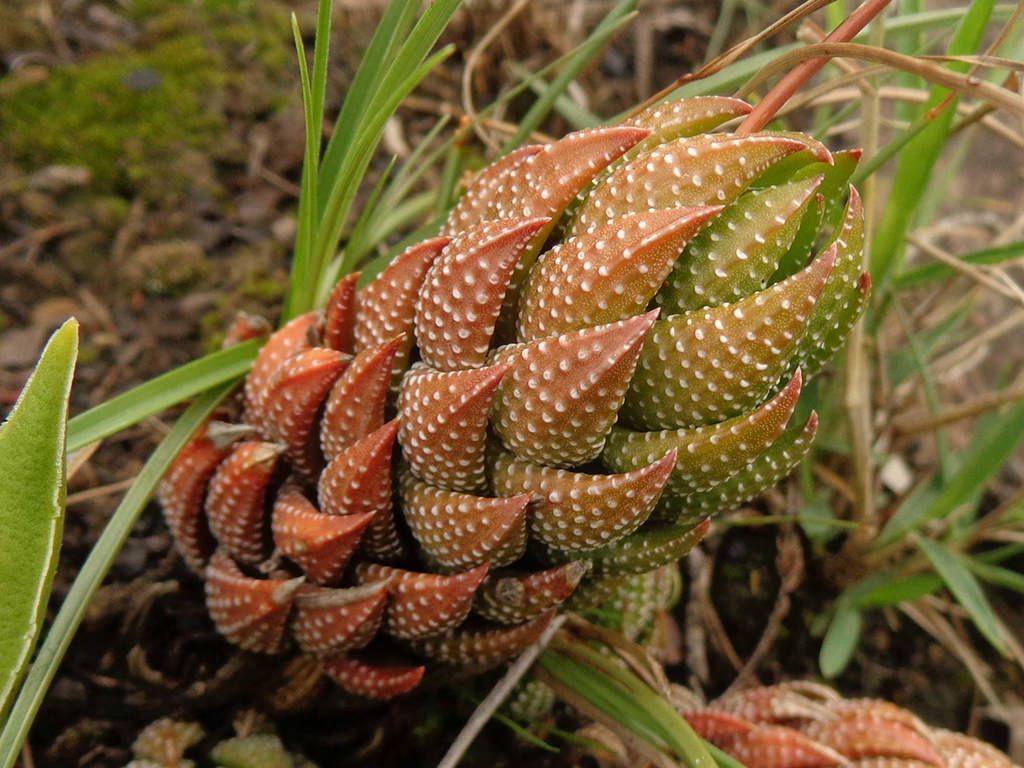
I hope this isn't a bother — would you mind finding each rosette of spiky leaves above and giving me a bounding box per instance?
[678,682,1019,768]
[158,96,867,702]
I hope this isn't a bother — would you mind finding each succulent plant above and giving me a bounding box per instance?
[677,682,1020,768]
[158,95,869,701]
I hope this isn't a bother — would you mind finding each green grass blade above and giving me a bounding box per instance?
[895,241,1024,290]
[343,155,398,268]
[504,0,636,149]
[916,537,1010,655]
[317,0,419,208]
[877,398,1024,548]
[869,0,996,288]
[819,605,861,678]
[855,573,943,607]
[283,12,321,321]
[0,382,233,768]
[965,559,1024,595]
[66,339,260,453]
[0,319,78,720]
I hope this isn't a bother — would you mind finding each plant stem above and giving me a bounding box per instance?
[736,0,894,134]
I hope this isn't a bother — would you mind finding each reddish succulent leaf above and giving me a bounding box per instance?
[442,145,544,236]
[320,337,400,462]
[604,370,803,496]
[291,582,389,653]
[222,312,270,348]
[323,272,359,353]
[517,206,721,342]
[407,611,554,667]
[244,311,320,428]
[822,698,933,736]
[711,681,840,722]
[489,448,676,553]
[662,413,818,523]
[205,441,282,564]
[322,654,425,700]
[158,425,228,572]
[792,187,869,378]
[567,133,810,238]
[318,419,399,518]
[397,362,510,493]
[357,563,489,639]
[624,96,753,156]
[204,552,302,654]
[656,175,824,314]
[264,347,349,478]
[491,311,657,468]
[716,726,847,768]
[798,716,943,766]
[399,470,529,571]
[416,218,549,370]
[354,236,448,385]
[683,709,757,741]
[625,244,834,429]
[932,730,1016,768]
[474,562,589,624]
[271,491,373,585]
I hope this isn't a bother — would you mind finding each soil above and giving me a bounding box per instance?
[1,1,1021,766]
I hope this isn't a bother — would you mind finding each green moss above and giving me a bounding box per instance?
[0,1,292,201]
[1,35,225,197]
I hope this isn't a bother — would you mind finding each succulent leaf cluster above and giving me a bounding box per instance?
[158,96,869,700]
[679,682,1019,768]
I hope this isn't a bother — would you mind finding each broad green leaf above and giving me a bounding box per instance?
[855,573,942,608]
[819,605,861,678]
[66,339,260,453]
[917,538,1009,655]
[0,382,233,768]
[877,398,1024,547]
[0,319,78,719]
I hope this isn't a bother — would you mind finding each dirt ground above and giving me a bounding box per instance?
[1,1,1021,766]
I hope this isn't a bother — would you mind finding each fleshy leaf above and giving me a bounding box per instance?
[399,470,529,571]
[398,362,510,493]
[543,519,710,576]
[603,371,803,496]
[292,582,389,653]
[357,563,489,640]
[263,347,349,478]
[656,175,824,314]
[322,654,424,700]
[517,206,720,342]
[416,218,549,370]
[206,441,282,564]
[320,337,400,462]
[474,562,590,624]
[244,311,320,428]
[791,187,870,378]
[624,96,754,156]
[489,447,676,553]
[354,236,448,385]
[407,612,554,667]
[323,272,359,353]
[567,133,810,237]
[442,145,544,236]
[624,246,833,429]
[271,490,373,585]
[204,552,302,654]
[658,413,818,525]
[491,312,657,467]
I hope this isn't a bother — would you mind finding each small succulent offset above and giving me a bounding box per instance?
[678,682,1020,768]
[158,96,869,700]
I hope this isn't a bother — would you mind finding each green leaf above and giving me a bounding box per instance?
[0,319,78,719]
[66,339,260,453]
[917,537,1010,656]
[965,559,1024,595]
[819,605,861,678]
[896,242,1024,290]
[869,0,996,288]
[855,573,942,608]
[0,382,233,768]
[877,398,1024,547]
